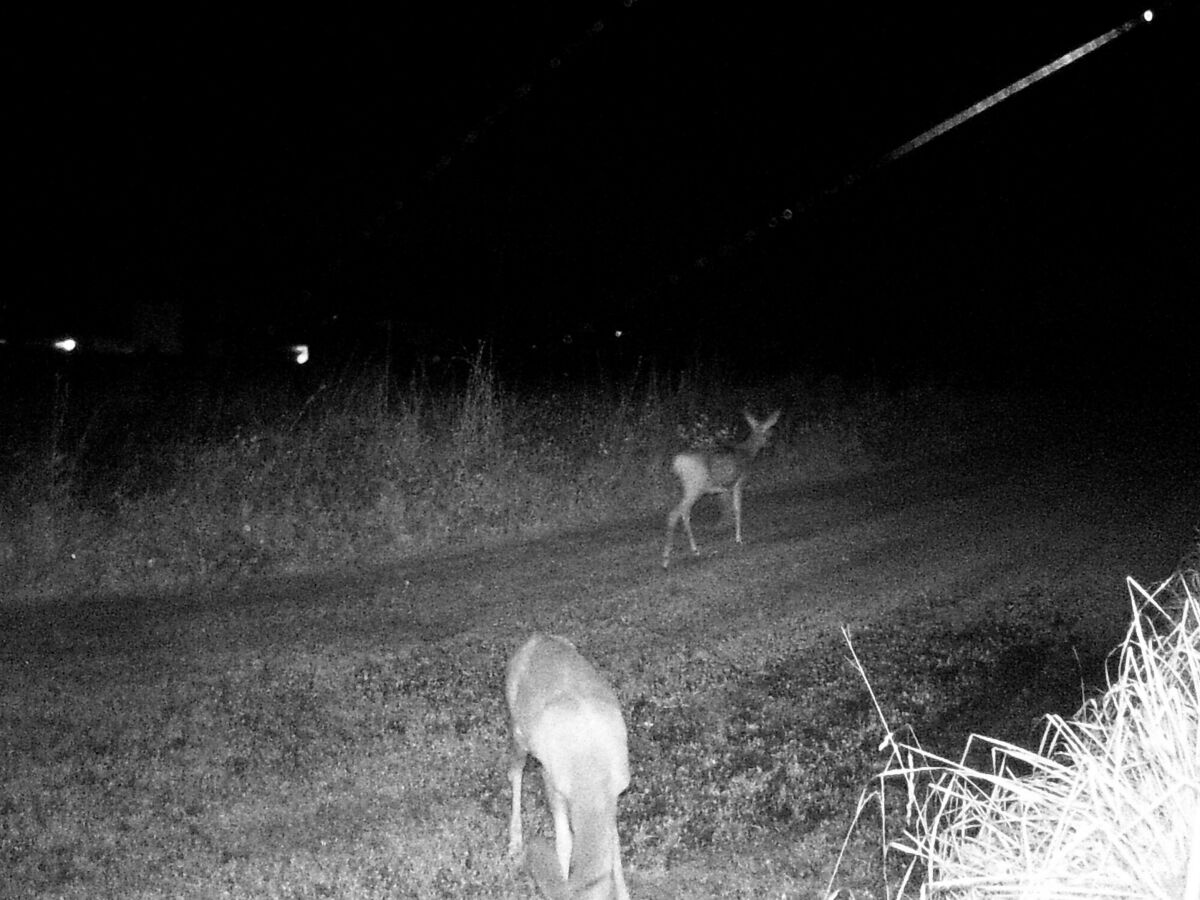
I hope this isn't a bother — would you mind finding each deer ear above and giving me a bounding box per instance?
[764,410,780,428]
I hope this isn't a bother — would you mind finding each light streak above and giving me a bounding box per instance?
[883,13,1149,165]
[669,8,1159,284]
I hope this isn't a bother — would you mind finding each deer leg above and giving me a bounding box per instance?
[681,496,699,555]
[545,777,572,882]
[664,505,683,567]
[732,479,744,544]
[612,829,630,900]
[507,744,527,859]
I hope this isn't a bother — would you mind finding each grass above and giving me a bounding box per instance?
[847,570,1200,899]
[1,554,1161,898]
[0,351,986,602]
[4,355,1169,898]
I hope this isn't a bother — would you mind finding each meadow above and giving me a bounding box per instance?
[1,348,968,603]
[2,349,1196,898]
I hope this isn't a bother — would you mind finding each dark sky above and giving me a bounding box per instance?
[7,3,1197,386]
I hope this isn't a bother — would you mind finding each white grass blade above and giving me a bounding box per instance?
[841,570,1200,899]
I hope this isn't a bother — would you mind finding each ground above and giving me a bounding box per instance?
[1,417,1196,898]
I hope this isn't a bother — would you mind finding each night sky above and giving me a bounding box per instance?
[7,3,1198,389]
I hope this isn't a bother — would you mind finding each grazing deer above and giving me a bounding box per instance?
[506,633,631,900]
[662,409,779,569]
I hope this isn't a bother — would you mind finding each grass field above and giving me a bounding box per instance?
[1,566,1123,898]
[2,357,1196,898]
[1,352,979,603]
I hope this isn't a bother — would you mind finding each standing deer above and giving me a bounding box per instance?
[506,633,631,900]
[662,409,779,569]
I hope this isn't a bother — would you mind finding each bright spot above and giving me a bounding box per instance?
[54,337,77,353]
[614,329,623,339]
[1143,9,1152,21]
[290,344,309,365]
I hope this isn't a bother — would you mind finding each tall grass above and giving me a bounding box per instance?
[0,350,1000,602]
[844,570,1200,899]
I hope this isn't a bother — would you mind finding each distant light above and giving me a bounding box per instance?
[54,337,77,353]
[614,329,623,338]
[290,344,310,365]
[1143,9,1153,21]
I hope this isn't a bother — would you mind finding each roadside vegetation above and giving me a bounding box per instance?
[848,570,1200,899]
[3,352,1193,898]
[0,350,982,602]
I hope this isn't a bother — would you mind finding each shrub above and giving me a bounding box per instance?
[847,570,1200,899]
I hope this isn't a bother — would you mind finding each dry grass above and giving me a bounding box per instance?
[845,570,1200,899]
[2,358,987,602]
